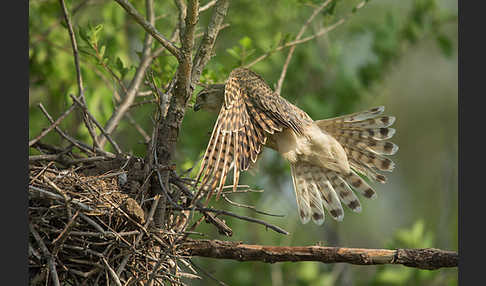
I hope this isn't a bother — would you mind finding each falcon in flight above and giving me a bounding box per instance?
[193,67,398,225]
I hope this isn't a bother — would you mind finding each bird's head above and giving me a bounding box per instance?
[193,84,226,113]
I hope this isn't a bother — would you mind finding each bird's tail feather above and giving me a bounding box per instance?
[290,162,346,225]
[315,106,398,185]
[289,106,398,225]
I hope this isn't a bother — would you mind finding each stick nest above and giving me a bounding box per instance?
[28,161,198,286]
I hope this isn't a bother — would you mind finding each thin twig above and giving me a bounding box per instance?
[189,259,228,286]
[221,193,285,218]
[113,0,181,60]
[29,103,76,147]
[38,103,116,158]
[102,257,123,286]
[245,18,345,69]
[29,222,61,286]
[69,94,122,154]
[276,0,333,94]
[172,205,288,235]
[99,0,157,148]
[59,0,100,149]
[199,0,217,12]
[170,178,233,236]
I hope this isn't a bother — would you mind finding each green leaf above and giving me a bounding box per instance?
[226,47,241,60]
[99,45,106,59]
[239,36,252,50]
[436,34,453,58]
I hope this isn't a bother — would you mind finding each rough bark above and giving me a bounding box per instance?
[183,239,458,270]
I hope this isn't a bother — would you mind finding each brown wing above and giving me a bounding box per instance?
[196,68,311,200]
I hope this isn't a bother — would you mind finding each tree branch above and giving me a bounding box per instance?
[183,240,458,270]
[99,0,156,147]
[276,0,333,94]
[59,0,100,149]
[153,0,200,228]
[113,0,182,61]
[192,0,230,83]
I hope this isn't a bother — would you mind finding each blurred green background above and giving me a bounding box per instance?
[29,0,457,285]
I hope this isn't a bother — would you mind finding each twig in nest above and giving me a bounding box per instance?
[29,222,61,286]
[52,210,80,256]
[102,257,122,286]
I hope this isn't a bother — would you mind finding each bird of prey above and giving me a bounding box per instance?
[193,67,398,225]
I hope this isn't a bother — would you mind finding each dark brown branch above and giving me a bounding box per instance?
[69,94,122,154]
[170,178,233,236]
[183,240,458,270]
[29,103,75,147]
[37,103,116,158]
[113,0,182,60]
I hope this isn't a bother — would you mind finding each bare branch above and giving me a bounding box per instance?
[172,206,288,235]
[102,258,122,286]
[183,240,459,270]
[29,103,75,147]
[37,103,116,158]
[199,0,217,13]
[59,0,100,149]
[99,0,156,147]
[245,17,345,69]
[276,0,333,94]
[171,178,233,236]
[69,94,122,154]
[113,0,182,60]
[192,0,230,84]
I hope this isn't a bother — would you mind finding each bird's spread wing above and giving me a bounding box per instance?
[196,68,310,200]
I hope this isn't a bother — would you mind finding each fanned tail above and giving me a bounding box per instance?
[289,106,398,225]
[290,162,345,225]
[316,106,398,186]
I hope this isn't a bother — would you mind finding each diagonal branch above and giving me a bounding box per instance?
[99,0,156,147]
[113,0,182,61]
[192,0,230,84]
[244,0,372,70]
[59,0,100,149]
[276,0,333,94]
[29,103,76,147]
[183,240,458,270]
[244,19,344,69]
